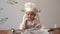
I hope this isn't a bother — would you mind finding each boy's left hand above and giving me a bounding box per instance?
[34,23,42,29]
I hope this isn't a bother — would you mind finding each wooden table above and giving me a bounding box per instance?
[48,28,60,34]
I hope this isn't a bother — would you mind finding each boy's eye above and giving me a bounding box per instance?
[31,14,34,15]
[27,14,29,15]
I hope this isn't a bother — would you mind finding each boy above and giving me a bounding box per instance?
[20,2,49,34]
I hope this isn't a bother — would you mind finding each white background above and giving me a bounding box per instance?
[0,0,60,30]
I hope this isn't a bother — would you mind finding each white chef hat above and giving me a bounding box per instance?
[24,2,40,14]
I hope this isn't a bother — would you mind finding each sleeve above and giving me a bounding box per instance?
[19,20,25,29]
[19,14,27,29]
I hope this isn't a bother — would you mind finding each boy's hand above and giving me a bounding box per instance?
[23,19,28,29]
[34,23,42,29]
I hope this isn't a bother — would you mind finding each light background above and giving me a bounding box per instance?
[0,0,60,30]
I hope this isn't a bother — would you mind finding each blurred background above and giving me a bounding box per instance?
[0,0,60,30]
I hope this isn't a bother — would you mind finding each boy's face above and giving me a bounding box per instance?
[26,11,36,21]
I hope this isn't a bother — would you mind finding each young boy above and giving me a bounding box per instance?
[19,2,49,34]
[20,2,41,30]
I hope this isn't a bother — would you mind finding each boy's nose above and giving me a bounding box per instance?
[29,15,31,17]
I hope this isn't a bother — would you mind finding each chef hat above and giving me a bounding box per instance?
[24,2,40,14]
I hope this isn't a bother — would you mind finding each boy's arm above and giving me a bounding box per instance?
[34,23,42,29]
